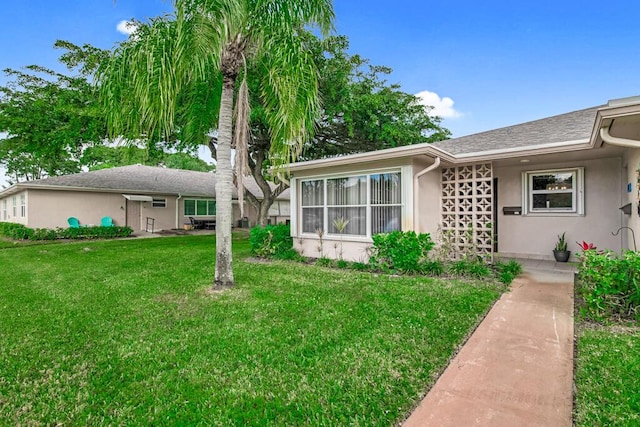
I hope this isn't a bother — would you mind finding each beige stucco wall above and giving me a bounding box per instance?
[139,196,179,231]
[494,157,624,260]
[26,189,126,229]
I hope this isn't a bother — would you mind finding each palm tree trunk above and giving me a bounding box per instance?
[213,75,235,289]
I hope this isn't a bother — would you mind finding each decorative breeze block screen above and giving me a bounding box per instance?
[441,163,493,260]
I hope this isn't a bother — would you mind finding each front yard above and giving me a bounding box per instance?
[0,234,503,425]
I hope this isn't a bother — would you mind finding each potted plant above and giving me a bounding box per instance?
[553,232,571,262]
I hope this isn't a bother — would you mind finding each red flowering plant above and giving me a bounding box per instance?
[576,241,596,251]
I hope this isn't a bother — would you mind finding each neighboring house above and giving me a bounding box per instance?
[288,96,640,262]
[0,165,290,231]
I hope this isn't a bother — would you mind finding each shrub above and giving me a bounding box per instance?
[0,222,133,241]
[368,231,434,273]
[503,259,523,277]
[447,260,491,278]
[0,222,32,239]
[336,259,349,269]
[316,257,334,268]
[448,260,470,276]
[276,248,304,262]
[249,224,293,258]
[577,250,640,322]
[420,260,444,276]
[499,271,516,284]
[493,259,522,284]
[350,262,369,272]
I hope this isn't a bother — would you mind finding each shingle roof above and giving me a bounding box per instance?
[24,165,289,199]
[433,106,602,155]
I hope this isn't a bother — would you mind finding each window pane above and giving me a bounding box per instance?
[532,193,573,209]
[372,206,402,234]
[184,200,195,216]
[207,201,216,215]
[152,198,166,208]
[327,176,366,206]
[371,173,401,205]
[302,207,323,233]
[532,173,573,191]
[302,180,323,206]
[328,207,366,235]
[196,200,207,215]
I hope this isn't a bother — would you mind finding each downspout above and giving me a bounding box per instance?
[600,126,640,148]
[175,194,182,230]
[413,156,441,232]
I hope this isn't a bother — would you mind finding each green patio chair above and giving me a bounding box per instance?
[101,216,114,227]
[67,217,80,228]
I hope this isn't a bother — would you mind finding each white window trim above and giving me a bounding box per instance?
[299,168,404,239]
[20,194,26,217]
[522,167,584,216]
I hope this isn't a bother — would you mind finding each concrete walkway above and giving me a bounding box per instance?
[403,262,575,426]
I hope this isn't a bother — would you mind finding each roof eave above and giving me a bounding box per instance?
[286,143,456,172]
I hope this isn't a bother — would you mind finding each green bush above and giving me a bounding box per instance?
[577,250,640,322]
[316,257,334,268]
[249,224,293,258]
[0,222,133,241]
[336,259,349,269]
[420,260,444,276]
[499,271,516,284]
[448,259,491,278]
[368,231,434,273]
[0,222,32,239]
[350,262,369,272]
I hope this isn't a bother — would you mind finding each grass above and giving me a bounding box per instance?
[574,324,640,426]
[0,234,503,425]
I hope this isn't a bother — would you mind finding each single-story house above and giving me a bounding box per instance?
[288,96,640,262]
[0,165,290,231]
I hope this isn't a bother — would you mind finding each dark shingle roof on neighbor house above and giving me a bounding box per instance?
[432,106,602,155]
[23,165,289,199]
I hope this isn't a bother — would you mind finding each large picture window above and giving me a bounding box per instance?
[301,171,402,237]
[523,168,584,214]
[184,199,216,216]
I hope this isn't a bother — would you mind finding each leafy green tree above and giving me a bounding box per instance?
[97,0,334,288]
[0,41,109,184]
[244,34,450,225]
[0,65,105,183]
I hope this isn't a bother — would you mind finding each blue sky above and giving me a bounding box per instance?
[1,0,640,184]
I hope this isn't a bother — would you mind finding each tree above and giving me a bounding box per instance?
[97,0,334,288]
[243,34,451,225]
[0,41,108,184]
[0,66,105,183]
[80,145,214,172]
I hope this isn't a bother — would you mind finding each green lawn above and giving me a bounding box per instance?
[574,325,640,426]
[0,234,503,425]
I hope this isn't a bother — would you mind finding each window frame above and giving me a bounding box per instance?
[522,167,584,215]
[152,197,166,208]
[300,169,403,238]
[11,196,17,218]
[19,194,26,217]
[183,198,216,217]
[2,199,7,220]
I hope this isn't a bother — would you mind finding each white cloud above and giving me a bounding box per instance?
[415,90,462,119]
[116,20,138,36]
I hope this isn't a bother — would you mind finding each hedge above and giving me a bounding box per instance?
[0,222,133,241]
